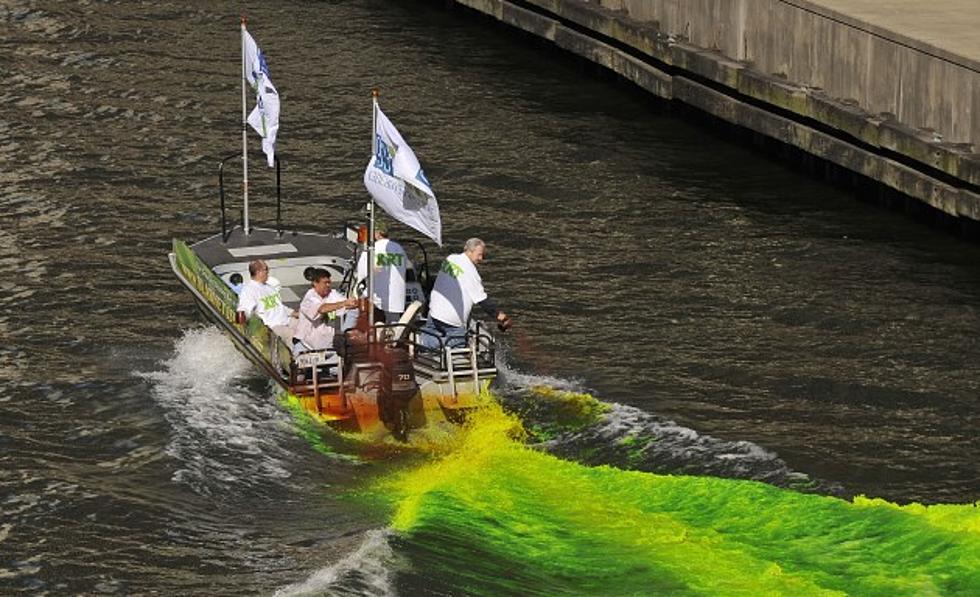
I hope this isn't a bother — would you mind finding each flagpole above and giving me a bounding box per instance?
[367,89,379,329]
[241,16,250,236]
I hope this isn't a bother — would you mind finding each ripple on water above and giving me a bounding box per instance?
[1,3,67,36]
[140,327,303,497]
[496,364,840,494]
[273,529,399,597]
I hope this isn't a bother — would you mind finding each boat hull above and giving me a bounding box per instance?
[170,236,492,436]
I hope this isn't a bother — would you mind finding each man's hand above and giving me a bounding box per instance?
[496,311,512,332]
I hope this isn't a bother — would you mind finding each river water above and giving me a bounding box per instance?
[2,0,978,594]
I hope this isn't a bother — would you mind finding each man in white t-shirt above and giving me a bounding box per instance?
[294,269,358,353]
[356,221,410,324]
[423,238,511,349]
[236,259,297,341]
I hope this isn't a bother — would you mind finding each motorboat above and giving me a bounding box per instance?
[169,164,498,440]
[170,20,498,440]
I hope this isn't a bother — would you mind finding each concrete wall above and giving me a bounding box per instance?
[447,0,980,221]
[596,0,980,146]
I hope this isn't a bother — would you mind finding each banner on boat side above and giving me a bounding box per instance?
[172,240,292,375]
[363,106,442,246]
[243,28,279,168]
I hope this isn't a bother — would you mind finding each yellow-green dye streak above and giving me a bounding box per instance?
[279,394,337,458]
[383,404,980,596]
[508,386,611,443]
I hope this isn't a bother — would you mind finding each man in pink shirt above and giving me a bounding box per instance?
[293,269,358,353]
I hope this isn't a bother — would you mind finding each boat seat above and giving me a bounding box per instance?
[385,300,424,344]
[294,349,338,368]
[294,349,340,380]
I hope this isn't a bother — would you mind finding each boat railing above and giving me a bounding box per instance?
[409,321,496,394]
[337,320,494,367]
[338,322,414,361]
[291,348,345,405]
[218,152,282,242]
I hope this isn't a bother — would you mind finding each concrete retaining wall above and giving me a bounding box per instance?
[445,0,980,221]
[596,0,980,152]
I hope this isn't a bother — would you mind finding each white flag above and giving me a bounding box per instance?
[363,106,442,245]
[243,29,279,167]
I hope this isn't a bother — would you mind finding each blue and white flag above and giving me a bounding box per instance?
[363,106,442,245]
[243,29,279,168]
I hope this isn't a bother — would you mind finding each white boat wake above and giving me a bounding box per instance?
[494,359,839,494]
[273,529,400,597]
[140,326,298,496]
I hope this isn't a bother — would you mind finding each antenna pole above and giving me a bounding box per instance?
[368,89,379,329]
[241,16,250,235]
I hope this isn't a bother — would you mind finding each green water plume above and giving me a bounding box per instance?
[383,403,979,596]
[509,385,610,443]
[277,391,496,462]
[279,394,337,458]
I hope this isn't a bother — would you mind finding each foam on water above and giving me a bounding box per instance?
[141,326,297,496]
[548,400,834,492]
[273,529,399,597]
[493,357,832,491]
[494,350,587,393]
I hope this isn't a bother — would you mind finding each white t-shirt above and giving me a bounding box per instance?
[237,279,292,328]
[294,288,347,350]
[428,253,487,327]
[356,238,408,313]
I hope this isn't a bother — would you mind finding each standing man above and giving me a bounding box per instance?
[357,220,410,324]
[293,269,358,353]
[424,238,512,348]
[236,259,297,341]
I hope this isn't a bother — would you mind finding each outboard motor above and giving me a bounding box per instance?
[378,345,418,442]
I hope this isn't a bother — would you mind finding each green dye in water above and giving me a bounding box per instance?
[279,388,978,595]
[381,403,979,596]
[511,386,610,443]
[279,394,337,458]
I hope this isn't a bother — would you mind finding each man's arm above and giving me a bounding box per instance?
[475,297,512,331]
[317,297,358,315]
[476,296,499,319]
[237,286,256,317]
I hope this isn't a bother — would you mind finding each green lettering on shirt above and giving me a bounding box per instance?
[441,260,464,279]
[376,252,404,267]
[260,293,280,310]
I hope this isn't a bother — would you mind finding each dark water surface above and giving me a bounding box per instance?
[2,0,978,594]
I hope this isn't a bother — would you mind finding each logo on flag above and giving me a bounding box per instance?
[364,106,442,246]
[374,135,395,176]
[243,29,279,168]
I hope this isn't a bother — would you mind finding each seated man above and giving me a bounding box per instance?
[293,268,358,354]
[236,259,297,342]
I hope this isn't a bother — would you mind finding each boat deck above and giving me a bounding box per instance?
[191,227,353,269]
[191,226,356,308]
